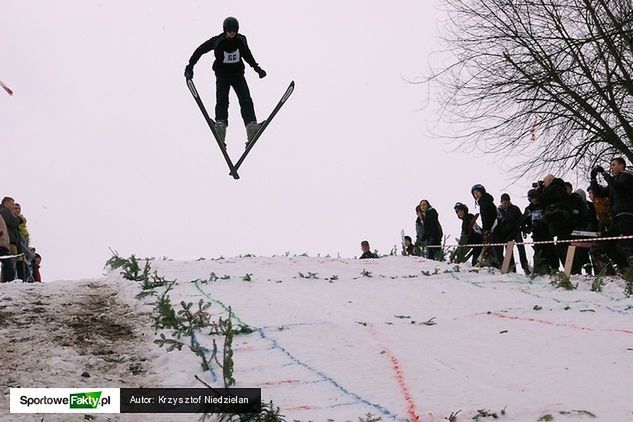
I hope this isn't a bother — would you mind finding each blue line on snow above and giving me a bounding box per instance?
[194,280,406,419]
[258,328,405,421]
[190,331,218,384]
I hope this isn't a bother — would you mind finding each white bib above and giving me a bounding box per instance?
[223,50,240,64]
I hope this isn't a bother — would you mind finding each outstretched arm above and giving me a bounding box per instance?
[239,35,266,78]
[185,38,215,78]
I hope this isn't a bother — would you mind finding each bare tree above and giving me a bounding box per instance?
[425,0,633,178]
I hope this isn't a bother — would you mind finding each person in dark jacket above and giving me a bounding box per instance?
[419,200,443,260]
[359,240,379,259]
[520,189,560,274]
[414,205,425,247]
[0,215,12,282]
[591,157,633,270]
[471,184,504,268]
[568,189,592,274]
[402,235,422,256]
[0,197,20,282]
[453,202,483,265]
[185,17,267,143]
[498,193,530,274]
[535,175,574,268]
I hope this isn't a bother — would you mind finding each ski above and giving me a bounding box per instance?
[0,80,13,96]
[186,79,240,179]
[234,80,295,171]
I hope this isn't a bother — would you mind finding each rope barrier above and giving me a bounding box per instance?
[424,233,633,249]
[0,253,24,259]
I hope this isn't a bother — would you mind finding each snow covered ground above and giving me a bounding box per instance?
[1,255,633,421]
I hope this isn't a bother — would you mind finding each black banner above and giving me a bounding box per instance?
[119,388,261,414]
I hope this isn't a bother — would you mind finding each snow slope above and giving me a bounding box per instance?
[2,255,633,421]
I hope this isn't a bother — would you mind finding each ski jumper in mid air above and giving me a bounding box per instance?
[185,16,267,144]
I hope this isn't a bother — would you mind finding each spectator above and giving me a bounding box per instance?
[0,215,13,282]
[453,202,483,265]
[536,174,574,268]
[359,240,378,259]
[0,197,20,281]
[14,203,29,242]
[569,189,592,274]
[13,203,33,281]
[521,189,560,274]
[402,235,422,256]
[587,184,610,232]
[564,181,573,195]
[498,193,530,274]
[32,252,42,282]
[590,157,633,271]
[414,205,425,247]
[585,186,600,232]
[471,184,504,268]
[419,200,444,260]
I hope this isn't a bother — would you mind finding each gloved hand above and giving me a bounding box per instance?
[184,65,194,79]
[254,66,267,79]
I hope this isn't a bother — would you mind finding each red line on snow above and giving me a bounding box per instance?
[286,405,313,411]
[368,324,426,422]
[489,311,633,335]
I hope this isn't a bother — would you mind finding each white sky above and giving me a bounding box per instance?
[2,1,541,281]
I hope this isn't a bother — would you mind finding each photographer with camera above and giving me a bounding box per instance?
[590,158,633,271]
[533,174,574,270]
[521,188,560,274]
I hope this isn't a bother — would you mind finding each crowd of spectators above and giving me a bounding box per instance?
[0,196,41,282]
[363,157,633,276]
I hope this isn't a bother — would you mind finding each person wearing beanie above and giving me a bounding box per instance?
[498,193,530,274]
[453,202,483,265]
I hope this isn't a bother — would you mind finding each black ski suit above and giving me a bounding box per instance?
[187,33,264,125]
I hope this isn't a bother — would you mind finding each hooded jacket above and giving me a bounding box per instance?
[0,205,20,245]
[474,191,498,232]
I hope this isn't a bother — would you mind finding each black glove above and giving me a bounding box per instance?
[184,65,194,79]
[254,66,267,79]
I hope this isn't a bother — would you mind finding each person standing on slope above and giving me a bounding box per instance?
[185,17,267,144]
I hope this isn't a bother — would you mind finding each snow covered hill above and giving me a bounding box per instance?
[2,255,633,421]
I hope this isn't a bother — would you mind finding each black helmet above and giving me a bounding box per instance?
[471,184,486,195]
[527,189,537,199]
[223,16,239,33]
[454,202,468,213]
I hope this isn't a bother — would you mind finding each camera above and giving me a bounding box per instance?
[532,180,544,189]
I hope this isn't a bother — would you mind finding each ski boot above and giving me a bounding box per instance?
[215,120,227,148]
[245,121,264,146]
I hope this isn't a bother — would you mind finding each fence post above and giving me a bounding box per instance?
[564,245,577,278]
[501,241,515,274]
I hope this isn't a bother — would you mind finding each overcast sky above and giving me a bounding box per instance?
[2,1,545,281]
